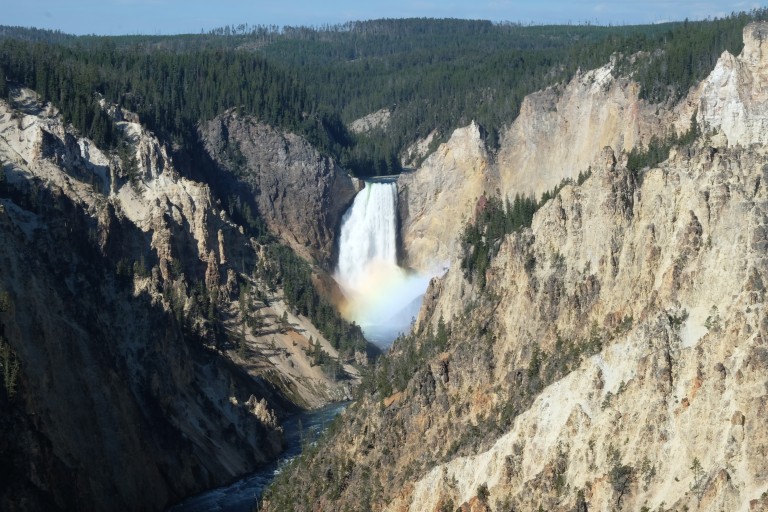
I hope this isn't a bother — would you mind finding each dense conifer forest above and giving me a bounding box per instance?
[1,10,765,176]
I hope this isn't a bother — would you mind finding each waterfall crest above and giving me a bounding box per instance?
[335,181,430,347]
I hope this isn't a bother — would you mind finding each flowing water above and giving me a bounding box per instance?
[168,402,347,512]
[335,180,433,347]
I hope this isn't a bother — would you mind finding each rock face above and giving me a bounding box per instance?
[401,129,439,168]
[397,61,671,273]
[696,23,768,147]
[0,198,284,512]
[264,22,768,512]
[496,62,669,199]
[407,140,768,512]
[397,121,492,271]
[200,111,358,265]
[0,91,361,511]
[348,108,391,134]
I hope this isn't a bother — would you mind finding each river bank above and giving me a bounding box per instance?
[168,402,348,512]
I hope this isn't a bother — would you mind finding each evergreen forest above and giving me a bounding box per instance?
[1,10,766,177]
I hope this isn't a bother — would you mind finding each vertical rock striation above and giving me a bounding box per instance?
[396,121,492,272]
[0,89,362,511]
[200,111,359,266]
[397,60,673,275]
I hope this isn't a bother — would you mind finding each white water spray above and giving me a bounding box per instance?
[336,182,399,290]
[335,181,431,347]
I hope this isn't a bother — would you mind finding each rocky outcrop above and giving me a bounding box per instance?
[406,139,768,512]
[348,108,391,134]
[695,23,768,146]
[0,185,286,512]
[397,59,671,274]
[401,27,768,508]
[200,111,359,265]
[397,121,492,272]
[496,62,670,199]
[401,129,439,168]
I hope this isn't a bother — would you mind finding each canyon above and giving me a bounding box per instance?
[262,21,768,512]
[1,16,768,512]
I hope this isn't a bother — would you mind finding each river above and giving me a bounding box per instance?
[168,402,348,512]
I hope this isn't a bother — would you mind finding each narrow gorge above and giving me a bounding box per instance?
[262,20,768,512]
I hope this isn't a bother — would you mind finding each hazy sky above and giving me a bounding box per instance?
[6,1,765,35]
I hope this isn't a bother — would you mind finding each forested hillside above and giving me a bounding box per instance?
[2,11,764,176]
[0,40,346,157]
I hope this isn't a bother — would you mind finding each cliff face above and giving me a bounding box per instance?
[0,90,360,511]
[397,21,768,295]
[265,22,768,512]
[496,63,670,199]
[0,196,284,512]
[696,23,768,147]
[397,121,492,272]
[397,58,670,274]
[408,141,768,512]
[349,108,391,134]
[200,111,359,266]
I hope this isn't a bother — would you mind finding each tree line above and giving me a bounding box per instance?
[3,11,765,177]
[254,11,765,169]
[0,37,351,163]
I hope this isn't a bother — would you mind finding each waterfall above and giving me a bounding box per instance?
[336,182,399,291]
[335,181,430,347]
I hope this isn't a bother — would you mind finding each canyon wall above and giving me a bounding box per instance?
[695,22,768,147]
[407,139,768,512]
[200,111,359,266]
[495,62,668,199]
[396,121,492,272]
[397,54,683,274]
[0,91,361,511]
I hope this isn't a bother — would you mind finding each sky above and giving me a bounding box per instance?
[5,1,765,36]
